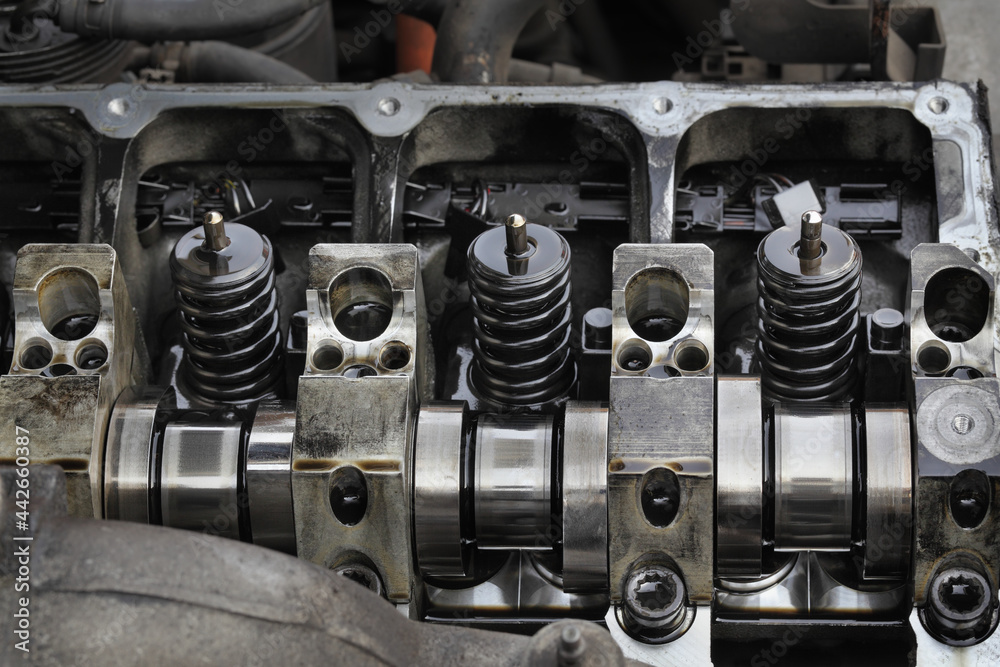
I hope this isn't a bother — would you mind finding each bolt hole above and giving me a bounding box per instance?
[330,267,394,342]
[917,341,951,375]
[135,210,160,233]
[330,466,368,526]
[640,467,681,528]
[378,341,411,370]
[625,268,689,342]
[377,97,400,116]
[75,340,108,370]
[19,341,52,370]
[544,202,568,215]
[38,268,101,341]
[949,469,991,529]
[106,97,131,118]
[947,366,984,380]
[646,365,681,379]
[312,341,344,372]
[653,97,672,114]
[928,97,949,114]
[925,268,989,342]
[674,340,710,372]
[617,339,652,373]
[952,414,975,435]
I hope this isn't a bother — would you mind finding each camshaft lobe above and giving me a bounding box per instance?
[756,212,862,402]
[170,214,283,403]
[468,216,575,406]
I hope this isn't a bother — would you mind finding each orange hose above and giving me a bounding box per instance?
[396,14,436,75]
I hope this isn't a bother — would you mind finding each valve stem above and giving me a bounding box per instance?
[505,214,529,255]
[798,210,823,261]
[203,211,229,251]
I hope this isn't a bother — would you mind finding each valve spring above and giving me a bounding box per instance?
[756,211,862,402]
[467,215,576,406]
[170,214,283,403]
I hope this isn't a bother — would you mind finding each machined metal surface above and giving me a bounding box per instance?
[909,243,996,378]
[2,70,1000,661]
[916,382,1000,468]
[773,404,853,553]
[910,241,1000,610]
[293,243,426,603]
[3,466,624,667]
[413,402,468,578]
[716,376,764,579]
[716,551,909,619]
[913,377,1000,605]
[0,244,150,517]
[474,413,553,550]
[561,402,610,593]
[424,550,609,621]
[104,384,176,522]
[863,405,913,580]
[160,420,245,539]
[246,400,297,554]
[608,243,715,604]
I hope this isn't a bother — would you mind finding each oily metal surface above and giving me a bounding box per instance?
[863,405,913,580]
[773,405,853,553]
[909,243,995,378]
[104,384,176,522]
[913,377,1000,603]
[608,243,715,604]
[716,376,763,579]
[293,375,416,603]
[413,402,467,577]
[562,401,610,593]
[0,244,150,517]
[246,400,297,554]
[160,420,244,539]
[474,413,553,550]
[293,244,426,603]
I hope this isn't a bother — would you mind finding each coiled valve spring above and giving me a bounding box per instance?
[467,214,575,406]
[170,212,283,403]
[756,211,862,402]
